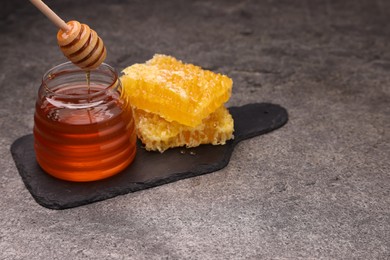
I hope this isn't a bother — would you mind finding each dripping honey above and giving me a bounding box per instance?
[86,70,91,92]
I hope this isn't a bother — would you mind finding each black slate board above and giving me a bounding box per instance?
[11,103,288,210]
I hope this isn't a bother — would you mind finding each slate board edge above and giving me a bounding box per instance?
[11,136,237,210]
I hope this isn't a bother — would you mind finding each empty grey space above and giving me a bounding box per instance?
[0,0,389,259]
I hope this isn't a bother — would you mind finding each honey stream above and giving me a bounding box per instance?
[86,70,92,123]
[86,70,91,93]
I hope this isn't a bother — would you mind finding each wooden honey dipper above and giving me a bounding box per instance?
[30,0,107,70]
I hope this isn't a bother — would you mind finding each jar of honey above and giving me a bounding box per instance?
[34,62,137,182]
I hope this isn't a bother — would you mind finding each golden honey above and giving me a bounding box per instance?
[34,62,136,182]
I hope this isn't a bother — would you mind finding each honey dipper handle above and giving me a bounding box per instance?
[29,0,69,31]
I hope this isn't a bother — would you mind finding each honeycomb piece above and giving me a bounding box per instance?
[121,54,232,127]
[133,106,234,152]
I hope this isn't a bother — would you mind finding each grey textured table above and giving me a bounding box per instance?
[1,0,389,259]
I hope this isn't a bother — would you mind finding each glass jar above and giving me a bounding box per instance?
[34,62,136,182]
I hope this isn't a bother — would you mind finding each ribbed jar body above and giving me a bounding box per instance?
[34,62,136,182]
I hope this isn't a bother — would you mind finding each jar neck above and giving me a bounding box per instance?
[40,62,121,104]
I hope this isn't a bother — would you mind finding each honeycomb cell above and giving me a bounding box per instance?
[133,106,234,152]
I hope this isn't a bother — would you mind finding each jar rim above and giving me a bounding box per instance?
[42,62,119,99]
